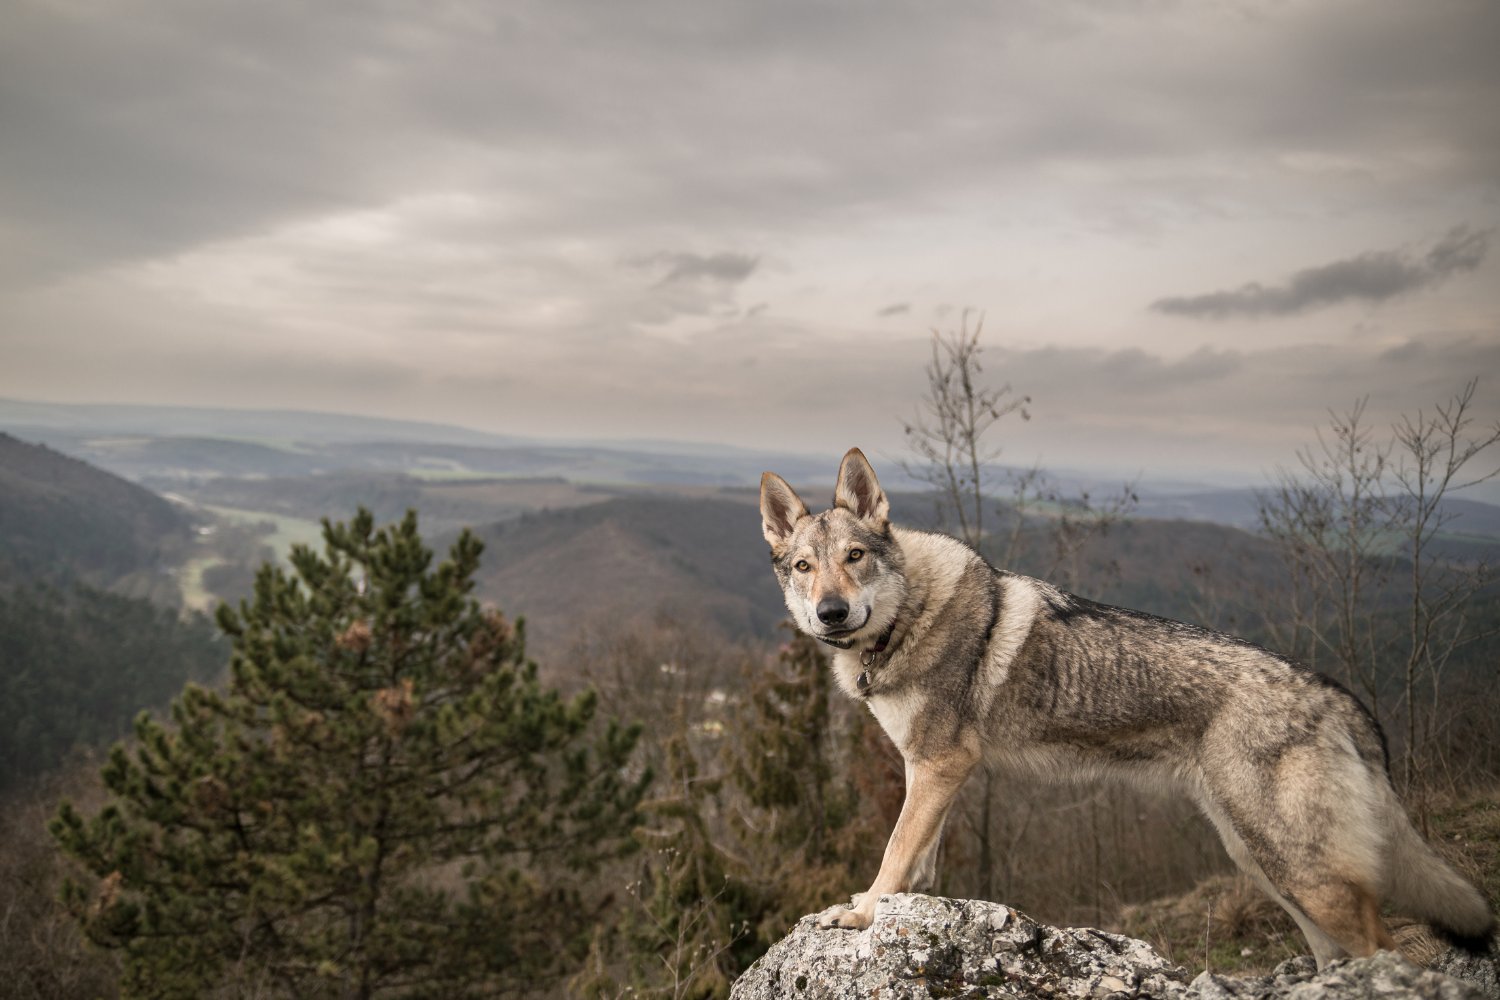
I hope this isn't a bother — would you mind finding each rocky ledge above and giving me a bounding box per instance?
[730,894,1497,1000]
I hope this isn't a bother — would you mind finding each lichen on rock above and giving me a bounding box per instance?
[732,894,1186,999]
[730,893,1497,1000]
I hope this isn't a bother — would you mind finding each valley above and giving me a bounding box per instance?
[7,400,1500,661]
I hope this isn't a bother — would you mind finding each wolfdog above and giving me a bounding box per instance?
[759,447,1494,967]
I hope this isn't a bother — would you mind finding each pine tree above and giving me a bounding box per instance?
[727,630,888,942]
[52,510,648,999]
[605,723,761,1000]
[584,630,885,999]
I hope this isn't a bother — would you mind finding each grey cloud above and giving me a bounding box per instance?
[5,0,1498,284]
[648,252,760,286]
[1031,344,1243,392]
[876,303,911,317]
[0,2,429,282]
[1380,340,1426,364]
[1374,335,1497,380]
[968,334,1500,483]
[1425,226,1490,274]
[620,251,760,288]
[1121,345,1243,385]
[1150,227,1491,319]
[609,251,760,326]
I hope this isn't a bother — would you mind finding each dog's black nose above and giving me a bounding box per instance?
[817,597,849,626]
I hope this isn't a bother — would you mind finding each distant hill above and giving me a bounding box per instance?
[11,429,849,492]
[1000,516,1290,633]
[179,472,722,537]
[0,399,844,491]
[0,433,194,595]
[463,495,782,660]
[1128,488,1500,542]
[0,399,522,447]
[1130,489,1265,529]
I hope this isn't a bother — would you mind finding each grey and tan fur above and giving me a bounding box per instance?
[759,447,1494,968]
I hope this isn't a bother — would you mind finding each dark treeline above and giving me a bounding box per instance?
[0,433,193,594]
[0,579,224,794]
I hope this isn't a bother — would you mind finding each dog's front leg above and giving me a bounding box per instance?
[818,749,977,930]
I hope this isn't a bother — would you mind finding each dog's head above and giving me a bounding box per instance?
[760,447,906,645]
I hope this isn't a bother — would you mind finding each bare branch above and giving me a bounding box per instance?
[1258,380,1499,802]
[900,311,1029,546]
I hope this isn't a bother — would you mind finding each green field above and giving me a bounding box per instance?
[203,505,327,564]
[175,554,222,613]
[171,506,328,612]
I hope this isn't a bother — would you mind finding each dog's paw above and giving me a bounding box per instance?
[816,901,874,930]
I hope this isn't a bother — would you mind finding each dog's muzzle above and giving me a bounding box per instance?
[816,596,850,626]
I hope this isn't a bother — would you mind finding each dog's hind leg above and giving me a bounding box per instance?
[818,748,977,930]
[1199,743,1398,967]
[1296,879,1397,960]
[1200,797,1350,968]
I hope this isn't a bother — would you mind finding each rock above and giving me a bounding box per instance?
[1191,952,1486,1000]
[1434,947,1500,1000]
[731,894,1186,999]
[730,894,1496,1000]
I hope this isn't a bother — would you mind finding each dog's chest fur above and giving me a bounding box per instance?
[829,646,938,755]
[828,531,1042,756]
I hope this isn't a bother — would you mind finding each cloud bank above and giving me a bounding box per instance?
[1150,227,1490,319]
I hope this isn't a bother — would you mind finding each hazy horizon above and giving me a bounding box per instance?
[2,0,1497,488]
[12,394,1500,510]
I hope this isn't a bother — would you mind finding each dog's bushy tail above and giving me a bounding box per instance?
[1382,787,1495,952]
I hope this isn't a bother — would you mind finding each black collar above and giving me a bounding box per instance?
[815,620,895,654]
[817,621,897,695]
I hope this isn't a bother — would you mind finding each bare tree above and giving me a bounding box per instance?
[1389,379,1500,795]
[1257,383,1500,803]
[902,311,1030,545]
[1257,398,1398,713]
[1042,484,1140,593]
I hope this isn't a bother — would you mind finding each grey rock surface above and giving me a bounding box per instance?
[1191,953,1484,1000]
[1433,948,1500,1000]
[730,894,1496,1000]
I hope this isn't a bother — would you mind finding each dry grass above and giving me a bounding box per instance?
[1115,873,1303,976]
[1427,788,1500,904]
[0,764,119,1000]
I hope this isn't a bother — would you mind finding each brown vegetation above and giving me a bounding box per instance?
[0,763,119,999]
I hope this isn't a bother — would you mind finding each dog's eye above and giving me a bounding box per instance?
[793,559,811,572]
[848,548,864,562]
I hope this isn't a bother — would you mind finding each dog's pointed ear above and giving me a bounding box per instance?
[760,472,810,550]
[833,447,889,527]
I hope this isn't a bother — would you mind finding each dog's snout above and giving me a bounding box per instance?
[816,596,850,626]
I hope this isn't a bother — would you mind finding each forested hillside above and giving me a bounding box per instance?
[0,433,193,597]
[463,494,785,659]
[0,582,223,792]
[0,436,226,792]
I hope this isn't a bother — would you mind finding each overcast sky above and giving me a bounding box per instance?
[2,0,1497,486]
